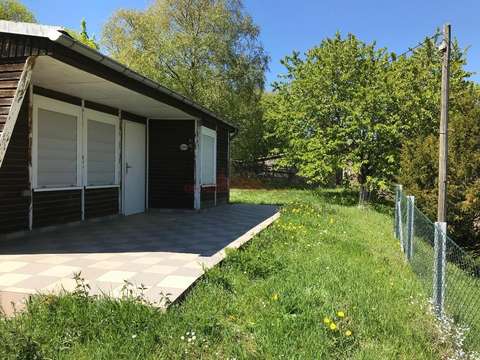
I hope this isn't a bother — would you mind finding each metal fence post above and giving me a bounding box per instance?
[433,221,447,316]
[394,184,403,239]
[406,196,415,261]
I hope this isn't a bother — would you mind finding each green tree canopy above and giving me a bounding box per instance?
[102,0,269,161]
[270,34,397,201]
[266,32,473,204]
[67,19,99,50]
[0,0,36,22]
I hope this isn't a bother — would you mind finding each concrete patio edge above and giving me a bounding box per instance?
[201,211,281,269]
[169,210,281,306]
[0,208,281,315]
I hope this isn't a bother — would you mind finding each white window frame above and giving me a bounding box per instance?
[32,94,83,190]
[200,126,217,186]
[83,108,121,188]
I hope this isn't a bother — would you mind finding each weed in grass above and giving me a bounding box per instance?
[0,189,460,359]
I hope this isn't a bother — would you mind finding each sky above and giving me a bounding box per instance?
[22,0,480,87]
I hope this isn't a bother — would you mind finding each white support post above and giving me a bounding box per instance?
[146,118,149,210]
[118,110,124,215]
[80,99,85,221]
[433,221,447,316]
[406,195,415,261]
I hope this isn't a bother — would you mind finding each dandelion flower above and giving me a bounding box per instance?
[337,311,345,318]
[323,317,331,325]
[345,330,352,337]
[329,322,337,331]
[329,218,334,224]
[271,293,279,301]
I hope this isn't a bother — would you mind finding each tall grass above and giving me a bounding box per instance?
[0,189,455,359]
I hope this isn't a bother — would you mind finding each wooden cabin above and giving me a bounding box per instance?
[0,21,236,236]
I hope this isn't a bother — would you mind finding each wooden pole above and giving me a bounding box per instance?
[437,24,451,223]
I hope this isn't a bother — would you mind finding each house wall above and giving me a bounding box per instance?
[199,120,230,208]
[0,90,29,234]
[33,190,81,228]
[216,124,229,205]
[148,120,195,209]
[29,87,123,228]
[0,61,25,135]
[85,187,119,220]
[0,32,233,235]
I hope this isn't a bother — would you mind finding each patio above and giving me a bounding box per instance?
[0,204,279,313]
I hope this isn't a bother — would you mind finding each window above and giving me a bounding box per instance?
[200,126,216,185]
[34,96,82,188]
[84,109,119,186]
[33,95,120,190]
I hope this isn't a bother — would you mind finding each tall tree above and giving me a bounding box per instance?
[271,34,396,202]
[102,0,269,160]
[0,0,35,22]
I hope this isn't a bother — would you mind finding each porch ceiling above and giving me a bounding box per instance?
[31,56,196,120]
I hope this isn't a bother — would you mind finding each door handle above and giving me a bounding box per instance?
[126,163,133,174]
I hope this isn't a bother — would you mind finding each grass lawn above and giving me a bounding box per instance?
[0,189,454,359]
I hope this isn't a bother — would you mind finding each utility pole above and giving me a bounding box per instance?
[437,24,451,223]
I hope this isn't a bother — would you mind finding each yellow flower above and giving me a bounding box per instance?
[345,330,352,337]
[271,293,279,301]
[337,311,345,318]
[329,218,334,224]
[329,322,337,331]
[323,317,331,325]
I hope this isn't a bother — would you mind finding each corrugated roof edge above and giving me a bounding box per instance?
[0,20,237,130]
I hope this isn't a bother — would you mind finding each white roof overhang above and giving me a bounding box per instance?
[0,20,236,128]
[32,56,195,120]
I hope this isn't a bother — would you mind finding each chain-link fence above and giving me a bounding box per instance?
[394,185,480,352]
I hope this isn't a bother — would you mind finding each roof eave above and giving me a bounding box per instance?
[0,20,237,131]
[54,34,237,131]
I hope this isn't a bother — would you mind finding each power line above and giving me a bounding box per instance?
[390,30,442,62]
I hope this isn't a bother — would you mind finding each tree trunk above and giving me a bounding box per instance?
[358,164,370,205]
[358,184,370,205]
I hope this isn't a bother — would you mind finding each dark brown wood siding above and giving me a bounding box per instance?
[216,125,229,205]
[0,60,25,134]
[33,85,82,106]
[201,187,216,209]
[122,111,146,124]
[149,120,195,209]
[33,190,81,228]
[85,187,119,219]
[0,34,52,59]
[0,94,29,234]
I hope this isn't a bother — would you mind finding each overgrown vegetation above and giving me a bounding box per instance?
[0,189,456,359]
[0,0,35,23]
[265,32,480,248]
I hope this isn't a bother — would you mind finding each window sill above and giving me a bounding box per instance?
[85,185,120,190]
[201,184,217,188]
[34,187,82,192]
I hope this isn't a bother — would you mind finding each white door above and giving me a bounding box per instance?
[123,121,146,215]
